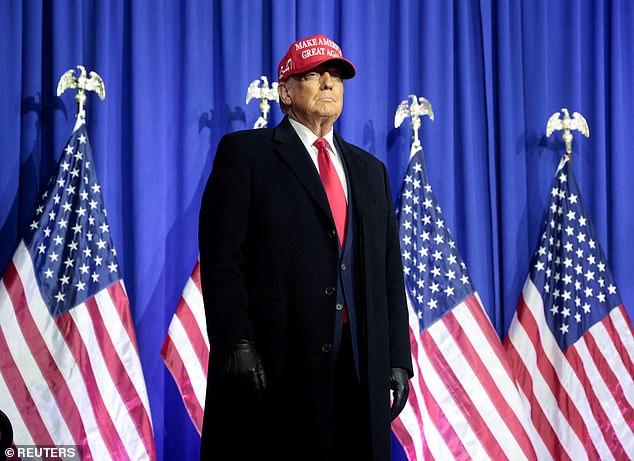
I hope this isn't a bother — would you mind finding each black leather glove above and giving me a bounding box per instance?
[389,367,410,421]
[222,340,267,399]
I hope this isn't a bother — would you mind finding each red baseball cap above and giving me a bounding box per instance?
[277,34,356,82]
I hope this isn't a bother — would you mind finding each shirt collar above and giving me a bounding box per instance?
[288,117,337,155]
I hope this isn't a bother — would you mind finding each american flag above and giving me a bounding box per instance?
[0,123,156,460]
[159,88,277,433]
[160,261,208,434]
[504,157,634,459]
[392,149,537,460]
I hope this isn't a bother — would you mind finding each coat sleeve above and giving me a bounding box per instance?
[199,134,253,349]
[382,162,414,377]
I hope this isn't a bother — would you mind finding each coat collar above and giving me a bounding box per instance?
[273,116,369,223]
[333,130,368,219]
[273,116,331,218]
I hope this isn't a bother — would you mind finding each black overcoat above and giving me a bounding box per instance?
[199,116,412,460]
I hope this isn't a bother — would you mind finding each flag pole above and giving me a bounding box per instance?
[57,65,106,132]
[545,107,590,164]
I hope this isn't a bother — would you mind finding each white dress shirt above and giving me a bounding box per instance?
[288,117,349,202]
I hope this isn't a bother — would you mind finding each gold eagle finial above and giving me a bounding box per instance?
[546,108,589,159]
[57,65,106,130]
[395,95,434,157]
[246,76,279,129]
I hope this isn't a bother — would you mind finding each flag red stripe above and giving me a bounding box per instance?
[583,326,634,430]
[515,294,600,459]
[0,324,54,448]
[399,324,429,458]
[190,261,201,290]
[417,330,469,458]
[107,283,141,355]
[504,335,571,461]
[107,282,157,458]
[423,440,434,461]
[84,296,156,458]
[161,262,209,435]
[390,417,417,461]
[174,297,209,374]
[391,327,424,460]
[565,344,628,459]
[406,326,426,424]
[3,262,89,452]
[161,335,204,434]
[604,306,634,380]
[463,295,517,378]
[447,298,536,460]
[614,305,634,336]
[422,326,505,460]
[421,383,465,458]
[55,311,127,458]
[391,408,435,461]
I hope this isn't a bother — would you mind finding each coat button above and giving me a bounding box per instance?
[321,343,332,352]
[328,229,336,238]
[340,264,346,271]
[325,286,335,295]
[336,303,343,311]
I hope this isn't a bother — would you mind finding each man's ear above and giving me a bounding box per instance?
[278,82,292,106]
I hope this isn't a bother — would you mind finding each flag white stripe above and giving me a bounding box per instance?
[592,308,634,410]
[450,301,534,459]
[69,301,147,461]
[0,373,35,446]
[574,335,629,453]
[94,288,153,418]
[429,310,528,460]
[591,319,634,409]
[508,295,588,459]
[515,385,553,460]
[418,330,486,460]
[161,262,210,434]
[609,308,634,365]
[400,298,427,459]
[529,279,612,458]
[420,402,454,461]
[167,313,207,408]
[398,368,458,461]
[11,245,111,459]
[395,405,424,460]
[508,317,577,458]
[0,279,74,445]
[181,279,209,349]
[523,278,610,460]
[396,337,426,459]
[452,300,530,422]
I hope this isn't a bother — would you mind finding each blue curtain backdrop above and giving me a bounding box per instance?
[1,1,633,459]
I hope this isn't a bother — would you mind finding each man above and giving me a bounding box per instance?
[199,34,412,461]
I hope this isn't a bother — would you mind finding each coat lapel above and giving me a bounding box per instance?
[334,131,368,221]
[273,117,370,229]
[273,117,332,221]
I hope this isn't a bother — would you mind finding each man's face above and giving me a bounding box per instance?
[281,64,344,126]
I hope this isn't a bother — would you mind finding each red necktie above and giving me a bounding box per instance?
[314,137,347,247]
[314,137,349,323]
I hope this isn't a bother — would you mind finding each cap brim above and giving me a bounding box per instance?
[322,58,356,79]
[280,56,357,82]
